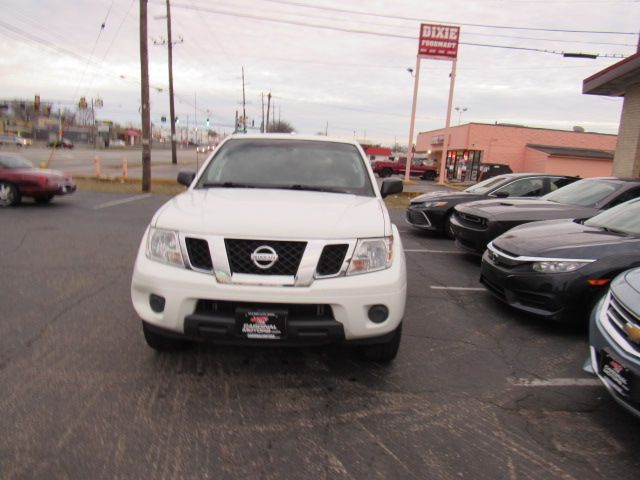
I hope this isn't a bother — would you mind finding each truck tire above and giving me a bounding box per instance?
[142,322,190,351]
[380,168,393,178]
[359,324,402,363]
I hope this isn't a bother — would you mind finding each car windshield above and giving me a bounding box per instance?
[464,176,508,194]
[195,138,375,196]
[0,155,33,169]
[584,198,640,236]
[541,179,621,207]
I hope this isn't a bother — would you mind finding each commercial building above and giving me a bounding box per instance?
[583,51,640,178]
[416,123,616,182]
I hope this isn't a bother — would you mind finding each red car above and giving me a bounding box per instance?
[0,153,76,206]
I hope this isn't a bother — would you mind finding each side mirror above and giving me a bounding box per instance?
[494,191,510,198]
[177,171,196,187]
[380,178,403,198]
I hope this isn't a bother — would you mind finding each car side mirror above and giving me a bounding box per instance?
[380,178,403,198]
[177,171,196,187]
[494,191,510,198]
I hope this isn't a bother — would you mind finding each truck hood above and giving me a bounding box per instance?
[493,219,640,258]
[457,198,597,222]
[152,188,389,239]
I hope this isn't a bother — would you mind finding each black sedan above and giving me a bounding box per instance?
[406,173,577,238]
[451,177,640,254]
[589,267,640,419]
[480,197,640,323]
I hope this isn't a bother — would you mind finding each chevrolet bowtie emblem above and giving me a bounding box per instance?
[624,322,640,343]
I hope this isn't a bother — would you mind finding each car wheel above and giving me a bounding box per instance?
[423,171,436,181]
[443,212,455,239]
[142,322,190,351]
[0,182,20,207]
[34,195,54,204]
[380,168,393,178]
[359,324,402,363]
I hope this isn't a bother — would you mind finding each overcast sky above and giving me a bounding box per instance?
[0,0,638,145]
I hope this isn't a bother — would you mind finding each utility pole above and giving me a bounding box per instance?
[265,92,271,133]
[139,0,151,192]
[152,0,183,165]
[241,67,247,133]
[261,92,265,133]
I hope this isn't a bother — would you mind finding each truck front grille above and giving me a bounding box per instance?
[225,239,307,275]
[316,244,348,276]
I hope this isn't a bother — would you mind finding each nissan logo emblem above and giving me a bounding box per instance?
[250,245,279,269]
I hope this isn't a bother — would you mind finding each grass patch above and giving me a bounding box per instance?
[74,177,184,196]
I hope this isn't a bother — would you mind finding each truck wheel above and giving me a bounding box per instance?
[380,168,393,178]
[0,182,20,207]
[142,322,190,351]
[359,324,402,363]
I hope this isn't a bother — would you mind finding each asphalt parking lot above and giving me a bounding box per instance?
[1,191,639,479]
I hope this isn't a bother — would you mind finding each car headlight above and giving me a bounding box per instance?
[531,261,591,273]
[413,201,448,208]
[347,237,393,275]
[146,227,184,267]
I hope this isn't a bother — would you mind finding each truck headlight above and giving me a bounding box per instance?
[146,227,184,267]
[347,237,393,275]
[532,261,591,273]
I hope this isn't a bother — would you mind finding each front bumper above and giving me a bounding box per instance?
[480,250,602,321]
[405,206,446,232]
[590,295,640,419]
[131,234,407,344]
[449,214,494,255]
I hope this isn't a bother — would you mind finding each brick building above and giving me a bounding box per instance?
[416,123,616,182]
[583,51,640,178]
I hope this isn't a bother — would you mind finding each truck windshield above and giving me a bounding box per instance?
[196,139,375,197]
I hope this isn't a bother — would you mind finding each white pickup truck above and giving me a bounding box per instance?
[131,135,407,361]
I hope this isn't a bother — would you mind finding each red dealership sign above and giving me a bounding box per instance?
[418,24,460,60]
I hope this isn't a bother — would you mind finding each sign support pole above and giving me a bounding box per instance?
[404,56,422,183]
[438,59,457,185]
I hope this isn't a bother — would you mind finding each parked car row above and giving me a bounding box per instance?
[407,174,640,418]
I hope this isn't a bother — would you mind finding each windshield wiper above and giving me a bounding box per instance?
[201,182,258,189]
[600,226,629,235]
[276,184,350,194]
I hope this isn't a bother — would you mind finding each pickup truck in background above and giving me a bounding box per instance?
[372,157,439,180]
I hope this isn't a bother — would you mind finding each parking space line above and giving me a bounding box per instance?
[405,249,464,254]
[430,286,486,291]
[92,193,153,210]
[508,377,601,387]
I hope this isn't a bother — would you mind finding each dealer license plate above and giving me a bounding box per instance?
[601,353,631,395]
[236,307,288,340]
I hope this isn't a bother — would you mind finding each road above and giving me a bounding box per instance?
[1,190,638,479]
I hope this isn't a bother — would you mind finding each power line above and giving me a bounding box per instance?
[166,3,631,58]
[260,0,638,35]
[73,0,115,99]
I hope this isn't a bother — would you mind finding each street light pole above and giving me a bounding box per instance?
[455,106,467,125]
